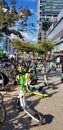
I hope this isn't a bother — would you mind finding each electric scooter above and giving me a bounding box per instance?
[39,74,55,89]
[17,72,46,125]
[25,72,49,97]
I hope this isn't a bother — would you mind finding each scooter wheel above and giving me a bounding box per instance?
[16,98,23,111]
[34,113,46,125]
[0,103,6,126]
[0,93,3,103]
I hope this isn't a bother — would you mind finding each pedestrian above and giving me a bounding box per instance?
[56,56,60,68]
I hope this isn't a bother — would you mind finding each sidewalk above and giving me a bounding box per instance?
[0,69,63,130]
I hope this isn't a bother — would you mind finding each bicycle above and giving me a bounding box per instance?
[0,93,6,127]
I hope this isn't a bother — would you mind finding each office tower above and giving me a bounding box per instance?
[38,0,63,42]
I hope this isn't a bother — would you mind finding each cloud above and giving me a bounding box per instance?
[30,9,34,13]
[22,32,37,43]
[9,26,37,43]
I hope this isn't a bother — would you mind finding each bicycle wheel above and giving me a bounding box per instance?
[0,103,6,125]
[0,93,3,103]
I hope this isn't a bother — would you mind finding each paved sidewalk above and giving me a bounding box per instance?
[0,69,63,130]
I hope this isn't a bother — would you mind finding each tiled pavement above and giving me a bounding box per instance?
[0,69,63,130]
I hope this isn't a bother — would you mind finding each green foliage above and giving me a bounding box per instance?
[35,39,54,54]
[12,39,35,53]
[0,0,33,39]
[12,38,54,54]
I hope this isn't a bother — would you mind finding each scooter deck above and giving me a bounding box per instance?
[25,107,36,116]
[24,107,41,123]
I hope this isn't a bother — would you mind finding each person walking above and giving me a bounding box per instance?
[56,56,60,68]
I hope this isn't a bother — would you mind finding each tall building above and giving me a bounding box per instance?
[47,9,63,53]
[37,0,63,42]
[0,35,14,54]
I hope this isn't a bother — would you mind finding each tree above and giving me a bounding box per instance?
[12,39,22,51]
[37,39,54,55]
[0,0,33,39]
[12,39,35,53]
[11,0,16,13]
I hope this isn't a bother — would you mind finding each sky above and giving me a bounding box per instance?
[5,0,38,43]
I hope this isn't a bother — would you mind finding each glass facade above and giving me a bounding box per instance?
[38,0,63,41]
[39,0,63,16]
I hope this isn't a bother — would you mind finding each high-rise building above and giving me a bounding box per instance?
[37,0,63,42]
[47,9,63,53]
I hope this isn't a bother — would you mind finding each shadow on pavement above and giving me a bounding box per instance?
[45,114,54,124]
[54,81,62,86]
[27,97,41,108]
[48,91,58,97]
[0,96,43,130]
[47,71,61,78]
